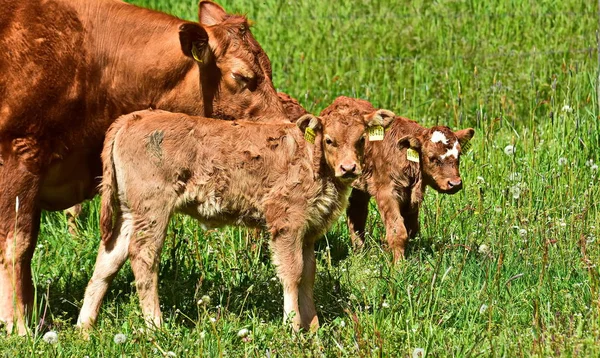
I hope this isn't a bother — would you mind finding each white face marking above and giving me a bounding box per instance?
[440,141,459,160]
[431,131,448,144]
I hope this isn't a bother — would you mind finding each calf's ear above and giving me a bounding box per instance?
[179,23,210,64]
[199,1,227,26]
[364,109,395,129]
[296,114,322,133]
[397,135,421,150]
[455,128,475,145]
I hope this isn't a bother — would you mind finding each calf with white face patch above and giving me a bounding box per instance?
[323,98,475,262]
[77,106,395,332]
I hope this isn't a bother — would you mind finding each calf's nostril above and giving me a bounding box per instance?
[448,179,462,188]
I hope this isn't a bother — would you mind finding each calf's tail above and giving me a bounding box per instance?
[99,115,129,243]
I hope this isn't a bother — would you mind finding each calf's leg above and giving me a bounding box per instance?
[270,227,312,331]
[0,152,41,335]
[298,241,318,330]
[77,212,134,330]
[128,214,170,329]
[346,189,370,250]
[375,193,408,262]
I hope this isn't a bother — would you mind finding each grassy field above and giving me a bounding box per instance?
[2,0,599,356]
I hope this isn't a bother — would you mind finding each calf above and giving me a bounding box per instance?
[280,96,474,262]
[0,0,286,333]
[77,107,395,332]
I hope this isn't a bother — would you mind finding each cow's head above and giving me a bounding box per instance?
[298,106,395,183]
[399,126,475,194]
[178,1,285,121]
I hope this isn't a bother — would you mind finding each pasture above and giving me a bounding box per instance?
[1,0,599,356]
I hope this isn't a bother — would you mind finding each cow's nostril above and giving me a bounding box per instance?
[341,163,357,174]
[448,179,462,188]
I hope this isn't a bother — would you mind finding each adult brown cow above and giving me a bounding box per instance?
[0,0,285,334]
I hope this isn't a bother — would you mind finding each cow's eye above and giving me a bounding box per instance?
[325,137,334,145]
[231,72,252,86]
[359,136,366,144]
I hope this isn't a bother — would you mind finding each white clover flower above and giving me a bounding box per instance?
[209,317,216,323]
[519,229,527,237]
[199,331,206,339]
[476,176,485,184]
[494,206,502,214]
[558,157,568,166]
[339,320,346,328]
[478,244,490,255]
[559,221,567,227]
[592,164,598,171]
[504,145,515,156]
[509,186,521,200]
[237,328,250,338]
[479,304,488,315]
[113,333,127,344]
[561,104,572,113]
[412,347,425,358]
[43,331,58,345]
[585,159,594,167]
[166,351,177,357]
[381,301,390,308]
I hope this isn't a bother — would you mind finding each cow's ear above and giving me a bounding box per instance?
[199,1,227,26]
[179,23,210,64]
[364,109,395,129]
[397,135,421,150]
[455,128,475,145]
[297,114,322,134]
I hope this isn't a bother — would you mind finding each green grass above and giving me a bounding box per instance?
[2,0,599,356]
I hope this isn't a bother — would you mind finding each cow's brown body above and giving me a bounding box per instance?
[281,96,474,262]
[0,0,285,333]
[77,106,394,332]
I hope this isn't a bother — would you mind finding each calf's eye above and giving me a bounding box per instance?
[325,138,333,145]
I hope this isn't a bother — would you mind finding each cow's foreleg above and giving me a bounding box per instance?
[298,241,318,331]
[375,193,408,262]
[77,212,133,331]
[128,215,169,329]
[270,227,305,331]
[402,208,420,240]
[346,189,370,250]
[0,154,41,335]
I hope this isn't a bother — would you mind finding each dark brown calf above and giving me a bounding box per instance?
[77,106,394,332]
[0,0,286,334]
[281,96,474,262]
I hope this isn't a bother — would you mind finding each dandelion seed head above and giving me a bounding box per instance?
[166,351,176,357]
[519,229,527,237]
[412,347,425,358]
[43,331,58,345]
[479,304,488,314]
[591,164,598,171]
[113,333,127,344]
[478,244,490,255]
[558,157,567,166]
[509,186,521,200]
[381,301,390,308]
[237,328,250,338]
[504,145,515,156]
[476,176,485,184]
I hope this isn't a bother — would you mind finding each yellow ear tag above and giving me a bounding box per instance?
[191,43,203,63]
[460,139,472,153]
[368,126,384,141]
[304,127,316,144]
[407,148,420,163]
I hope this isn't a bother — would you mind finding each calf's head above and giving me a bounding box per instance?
[400,126,475,194]
[298,109,395,183]
[179,1,285,120]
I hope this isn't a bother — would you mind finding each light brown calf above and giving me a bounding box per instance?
[0,0,286,334]
[77,106,395,332]
[280,96,474,262]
